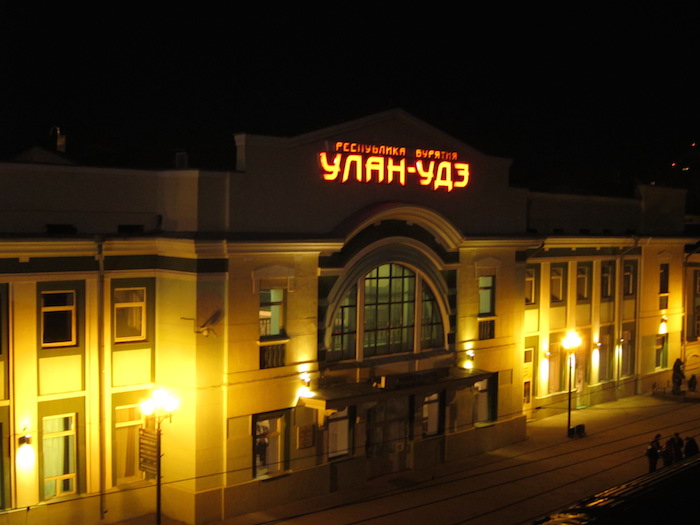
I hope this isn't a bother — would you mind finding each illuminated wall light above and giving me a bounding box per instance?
[462,349,475,370]
[300,372,311,387]
[16,430,35,470]
[659,316,668,335]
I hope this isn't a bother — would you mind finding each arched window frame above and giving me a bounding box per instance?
[324,243,451,362]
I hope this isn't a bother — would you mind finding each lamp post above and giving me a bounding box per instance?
[140,389,179,525]
[562,331,581,437]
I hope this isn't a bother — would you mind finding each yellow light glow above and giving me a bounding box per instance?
[297,385,315,399]
[659,317,668,335]
[141,388,179,416]
[562,331,582,350]
[16,441,35,470]
[464,360,474,370]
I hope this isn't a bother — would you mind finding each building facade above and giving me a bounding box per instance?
[0,110,695,524]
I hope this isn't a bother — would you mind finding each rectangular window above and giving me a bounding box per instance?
[623,261,637,296]
[659,263,670,309]
[621,324,636,376]
[600,261,615,300]
[328,407,353,458]
[42,414,77,499]
[478,276,495,316]
[550,265,566,303]
[114,405,144,484]
[598,325,614,382]
[41,291,76,347]
[422,392,443,437]
[254,411,287,478]
[259,288,287,369]
[259,288,285,338]
[525,267,537,305]
[114,288,146,342]
[576,264,590,301]
[366,398,409,457]
[655,334,668,369]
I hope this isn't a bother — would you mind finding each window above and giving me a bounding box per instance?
[623,261,637,296]
[598,326,614,382]
[422,392,443,437]
[601,261,614,300]
[114,288,146,342]
[478,276,495,316]
[329,264,444,361]
[114,405,144,484]
[42,414,77,499]
[478,275,496,340]
[547,341,564,393]
[366,397,409,457]
[259,289,286,369]
[656,334,668,369]
[525,267,537,306]
[328,407,353,458]
[659,263,670,310]
[576,263,591,301]
[550,265,566,304]
[253,411,287,478]
[41,291,76,347]
[259,289,285,338]
[621,324,636,377]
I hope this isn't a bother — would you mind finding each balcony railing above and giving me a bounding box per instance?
[260,343,285,369]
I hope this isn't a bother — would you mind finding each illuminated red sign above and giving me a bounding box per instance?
[319,142,470,192]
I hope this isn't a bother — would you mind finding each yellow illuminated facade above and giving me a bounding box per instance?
[0,109,696,524]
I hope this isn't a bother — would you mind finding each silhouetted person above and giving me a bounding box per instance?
[689,374,697,392]
[673,358,685,394]
[685,436,699,458]
[661,438,675,467]
[646,434,662,472]
[671,432,684,462]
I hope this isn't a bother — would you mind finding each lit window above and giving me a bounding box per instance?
[259,289,285,338]
[254,412,287,478]
[478,276,495,316]
[41,291,76,347]
[114,405,144,484]
[114,288,146,342]
[259,288,286,369]
[329,264,444,361]
[42,414,77,499]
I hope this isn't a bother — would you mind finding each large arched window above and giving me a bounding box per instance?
[328,263,445,361]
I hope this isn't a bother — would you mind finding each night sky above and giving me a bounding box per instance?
[3,5,700,194]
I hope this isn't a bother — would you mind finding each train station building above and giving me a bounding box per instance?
[0,109,696,524]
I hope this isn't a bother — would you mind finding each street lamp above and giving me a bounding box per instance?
[562,330,581,437]
[140,389,179,525]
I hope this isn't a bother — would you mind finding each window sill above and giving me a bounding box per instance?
[256,470,291,482]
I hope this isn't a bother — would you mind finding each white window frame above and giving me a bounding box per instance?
[42,413,77,499]
[41,290,76,347]
[113,287,147,342]
[114,404,145,484]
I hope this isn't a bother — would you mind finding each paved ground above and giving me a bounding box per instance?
[120,391,700,525]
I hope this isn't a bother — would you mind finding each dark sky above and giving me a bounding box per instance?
[3,5,700,192]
